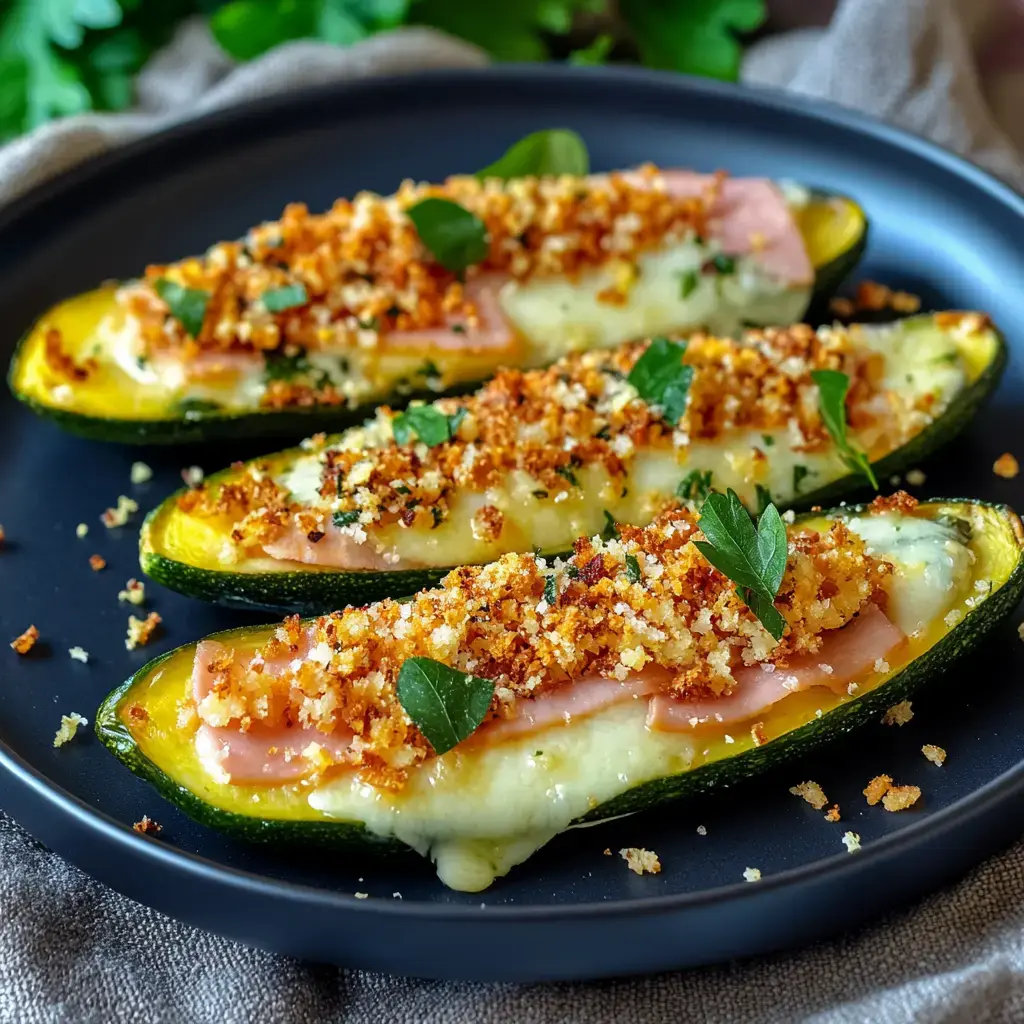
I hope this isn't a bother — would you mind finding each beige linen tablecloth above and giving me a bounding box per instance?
[3,1,1024,1019]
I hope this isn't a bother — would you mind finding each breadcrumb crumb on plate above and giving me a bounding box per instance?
[881,701,913,726]
[994,453,1019,479]
[68,646,89,663]
[863,775,893,805]
[54,713,88,748]
[89,554,106,571]
[132,815,162,835]
[75,523,88,539]
[118,578,146,605]
[905,468,926,486]
[742,867,761,882]
[10,625,38,655]
[789,780,828,810]
[181,465,204,488]
[824,805,841,822]
[882,785,922,812]
[130,461,153,484]
[620,848,661,875]
[125,612,161,651]
[842,832,861,853]
[922,744,947,766]
[102,496,138,528]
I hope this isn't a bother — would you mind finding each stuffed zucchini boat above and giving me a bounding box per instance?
[9,132,865,444]
[141,311,1005,613]
[100,494,1024,891]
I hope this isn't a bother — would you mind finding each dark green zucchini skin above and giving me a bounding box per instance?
[99,499,1024,853]
[140,321,1008,616]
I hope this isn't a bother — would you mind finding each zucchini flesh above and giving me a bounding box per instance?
[100,500,1024,891]
[140,313,1005,615]
[8,191,865,445]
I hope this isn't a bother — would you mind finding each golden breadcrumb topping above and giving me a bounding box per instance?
[133,815,162,835]
[89,554,106,572]
[863,774,893,805]
[829,280,921,319]
[882,784,921,812]
[921,744,946,766]
[102,496,138,528]
[68,646,89,663]
[789,780,828,810]
[53,713,88,748]
[126,612,162,651]
[10,625,38,655]
[881,700,914,726]
[620,848,662,875]
[130,461,153,484]
[824,805,841,822]
[189,505,893,790]
[188,322,938,550]
[994,452,1019,479]
[44,328,95,381]
[117,167,708,361]
[118,578,146,606]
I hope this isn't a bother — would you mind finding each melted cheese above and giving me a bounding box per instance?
[308,511,974,891]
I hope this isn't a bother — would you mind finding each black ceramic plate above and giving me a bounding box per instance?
[2,67,1024,983]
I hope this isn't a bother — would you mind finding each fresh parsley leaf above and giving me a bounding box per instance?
[754,484,772,517]
[543,574,557,606]
[710,254,736,274]
[406,197,489,273]
[793,464,810,493]
[476,128,589,179]
[154,278,210,339]
[447,406,468,436]
[556,464,580,487]
[430,506,446,527]
[392,405,452,447]
[676,469,714,504]
[262,282,308,312]
[264,348,310,381]
[762,434,775,447]
[627,337,694,425]
[620,0,767,81]
[693,489,788,640]
[568,33,613,66]
[332,510,360,527]
[396,656,494,755]
[625,553,642,584]
[602,509,619,540]
[810,369,879,489]
[679,268,699,299]
[532,489,549,499]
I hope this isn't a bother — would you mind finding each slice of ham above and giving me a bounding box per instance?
[647,603,905,732]
[261,523,405,570]
[191,638,353,784]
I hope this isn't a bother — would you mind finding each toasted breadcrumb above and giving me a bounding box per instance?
[125,612,162,651]
[603,848,612,856]
[89,554,106,572]
[881,700,913,726]
[133,815,162,835]
[102,496,138,528]
[750,722,767,746]
[789,780,828,810]
[620,847,661,875]
[905,468,926,486]
[882,785,922,812]
[696,825,707,836]
[742,867,761,882]
[53,713,88,747]
[842,831,861,853]
[824,805,841,822]
[864,775,893,805]
[354,892,369,900]
[76,523,88,539]
[829,297,854,318]
[921,744,947,766]
[118,578,146,606]
[10,625,38,655]
[68,647,89,663]
[994,453,1019,479]
[130,462,153,485]
[181,465,204,488]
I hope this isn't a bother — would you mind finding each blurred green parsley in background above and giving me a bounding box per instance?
[0,0,766,142]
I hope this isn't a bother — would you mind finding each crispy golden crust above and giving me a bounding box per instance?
[10,625,38,655]
[89,554,106,572]
[994,453,1019,479]
[43,328,95,381]
[881,785,921,812]
[863,774,893,805]
[117,168,709,360]
[132,815,162,835]
[192,507,893,784]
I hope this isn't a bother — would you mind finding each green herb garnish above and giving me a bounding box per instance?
[262,282,308,312]
[762,434,775,447]
[627,337,693,425]
[154,278,209,339]
[754,484,773,517]
[332,510,360,528]
[430,507,446,528]
[174,397,222,418]
[396,657,494,755]
[448,407,468,435]
[392,406,452,447]
[533,489,549,499]
[679,268,699,299]
[264,349,310,382]
[602,510,619,540]
[543,574,557,606]
[556,465,580,487]
[406,197,489,273]
[793,465,810,493]
[810,370,879,489]
[476,129,589,180]
[625,553,642,584]
[693,490,788,640]
[710,254,736,275]
[676,469,714,504]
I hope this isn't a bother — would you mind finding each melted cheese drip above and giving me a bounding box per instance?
[308,511,973,891]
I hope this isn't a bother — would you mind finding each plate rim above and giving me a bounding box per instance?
[2,62,1024,927]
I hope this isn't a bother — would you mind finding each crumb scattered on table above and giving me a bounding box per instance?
[842,832,861,853]
[118,578,146,606]
[620,847,661,876]
[881,700,913,726]
[181,465,205,488]
[68,647,89,663]
[824,805,841,822]
[130,461,153,485]
[89,554,106,572]
[696,825,707,836]
[922,744,947,766]
[994,453,1019,479]
[10,625,38,655]
[742,867,761,882]
[789,780,828,810]
[102,496,138,528]
[354,892,369,900]
[882,785,921,812]
[864,774,893,806]
[133,815,162,835]
[54,713,88,747]
[126,611,162,651]
[76,523,89,539]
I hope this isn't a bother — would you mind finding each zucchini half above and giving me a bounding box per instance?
[8,189,865,445]
[140,312,1005,615]
[99,499,1024,890]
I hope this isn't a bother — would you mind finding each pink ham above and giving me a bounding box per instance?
[192,638,353,784]
[647,603,905,732]
[657,172,814,287]
[380,274,517,354]
[151,348,264,384]
[261,523,408,570]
